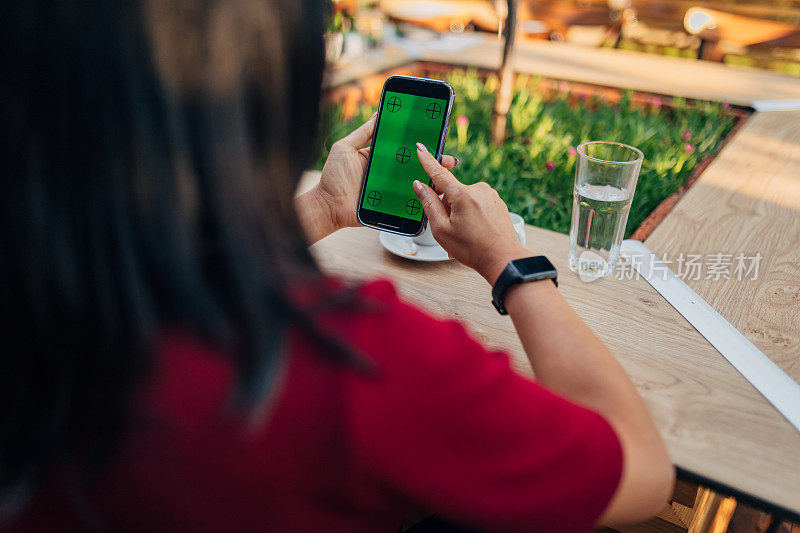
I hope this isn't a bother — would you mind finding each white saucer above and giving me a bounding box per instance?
[379,231,451,262]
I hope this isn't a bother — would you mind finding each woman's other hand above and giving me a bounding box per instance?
[413,142,528,284]
[296,115,458,243]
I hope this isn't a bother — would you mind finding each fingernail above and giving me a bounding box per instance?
[416,142,428,153]
[454,156,460,166]
[413,180,423,192]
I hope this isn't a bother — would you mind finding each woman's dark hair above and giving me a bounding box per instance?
[0,0,350,507]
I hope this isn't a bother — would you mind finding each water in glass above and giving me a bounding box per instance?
[568,183,632,277]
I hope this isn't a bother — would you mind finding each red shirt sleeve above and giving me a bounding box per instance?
[339,280,623,533]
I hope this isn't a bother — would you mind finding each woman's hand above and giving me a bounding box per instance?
[296,115,458,244]
[413,143,529,284]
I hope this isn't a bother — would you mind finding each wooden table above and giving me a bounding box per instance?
[330,33,800,107]
[645,111,800,387]
[312,221,800,520]
[643,110,800,520]
[428,34,800,108]
[379,0,501,34]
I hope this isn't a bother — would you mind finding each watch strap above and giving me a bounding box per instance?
[491,256,558,315]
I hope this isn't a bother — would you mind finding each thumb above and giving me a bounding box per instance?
[339,113,377,149]
[413,180,449,230]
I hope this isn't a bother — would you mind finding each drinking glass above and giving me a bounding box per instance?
[568,141,644,278]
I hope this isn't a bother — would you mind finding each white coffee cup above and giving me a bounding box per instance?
[413,212,527,247]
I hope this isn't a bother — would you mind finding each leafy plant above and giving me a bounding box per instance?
[325,6,344,33]
[315,69,736,237]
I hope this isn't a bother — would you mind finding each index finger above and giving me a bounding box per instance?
[339,113,377,149]
[416,143,463,196]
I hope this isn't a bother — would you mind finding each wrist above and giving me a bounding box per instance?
[488,254,559,315]
[502,273,559,312]
[477,245,532,284]
[296,186,339,243]
[312,185,342,233]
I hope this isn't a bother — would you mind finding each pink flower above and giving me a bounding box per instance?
[683,129,692,141]
[568,147,577,157]
[651,97,662,110]
[456,115,469,128]
[722,102,731,111]
[546,161,555,171]
[558,81,569,94]
[577,91,587,100]
[685,143,694,153]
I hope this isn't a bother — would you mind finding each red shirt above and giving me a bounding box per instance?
[10,279,622,532]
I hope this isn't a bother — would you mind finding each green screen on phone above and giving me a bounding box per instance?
[361,91,448,221]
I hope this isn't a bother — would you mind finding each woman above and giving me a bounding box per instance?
[1,0,673,531]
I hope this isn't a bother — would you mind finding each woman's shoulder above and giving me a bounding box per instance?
[328,277,499,364]
[355,277,397,300]
[308,277,514,398]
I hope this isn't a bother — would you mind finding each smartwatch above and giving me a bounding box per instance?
[491,256,558,315]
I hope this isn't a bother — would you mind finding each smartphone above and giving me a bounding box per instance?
[357,75,454,236]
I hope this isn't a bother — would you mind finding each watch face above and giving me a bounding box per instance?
[514,256,557,277]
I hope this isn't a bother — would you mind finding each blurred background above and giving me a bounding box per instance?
[317,0,796,242]
[327,0,800,73]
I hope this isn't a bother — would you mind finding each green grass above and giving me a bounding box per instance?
[316,69,736,237]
